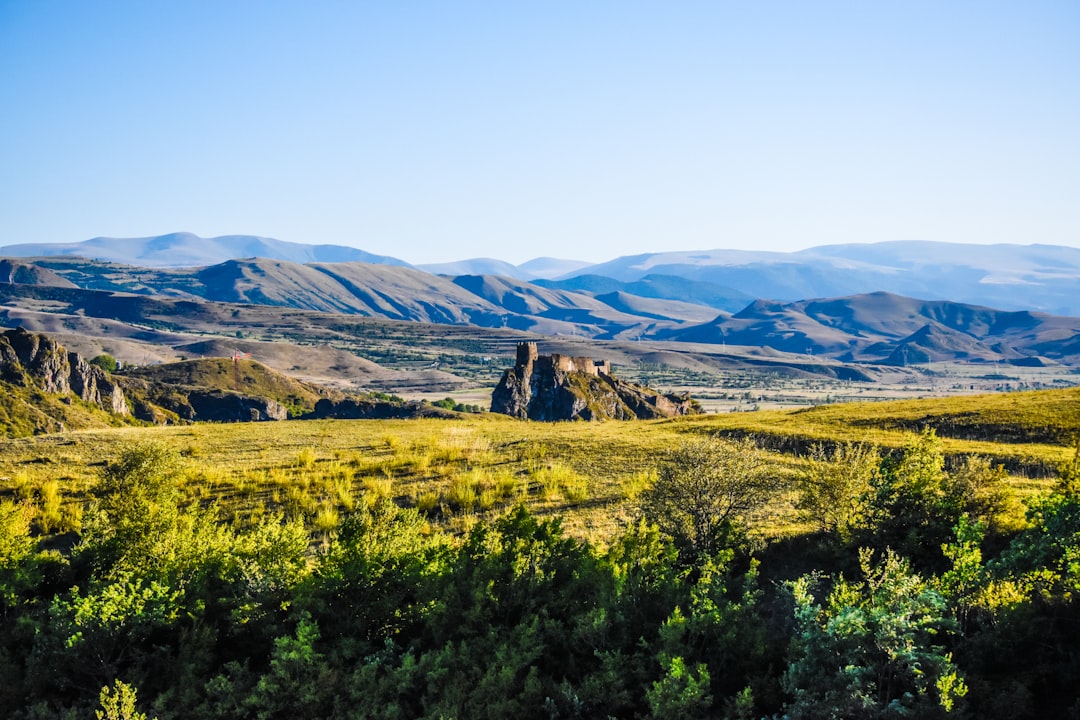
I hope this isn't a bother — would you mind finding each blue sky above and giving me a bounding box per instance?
[1,1,1077,264]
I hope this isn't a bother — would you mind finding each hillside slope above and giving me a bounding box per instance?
[0,327,129,436]
[659,292,1080,365]
[9,236,1080,314]
[0,259,77,288]
[10,257,700,336]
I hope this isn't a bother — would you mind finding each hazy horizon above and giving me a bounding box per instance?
[9,232,1080,270]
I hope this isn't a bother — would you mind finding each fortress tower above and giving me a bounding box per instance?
[517,341,539,367]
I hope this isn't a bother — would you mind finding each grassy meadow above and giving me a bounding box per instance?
[4,386,1076,544]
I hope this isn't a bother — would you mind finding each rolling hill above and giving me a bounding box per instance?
[658,292,1080,365]
[8,257,693,338]
[3,264,1079,376]
[536,273,754,313]
[0,259,77,288]
[419,256,594,280]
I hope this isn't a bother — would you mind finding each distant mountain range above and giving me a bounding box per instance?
[1,233,1079,368]
[4,234,1079,316]
[418,256,592,280]
[566,241,1080,316]
[1,253,1078,367]
[0,232,411,269]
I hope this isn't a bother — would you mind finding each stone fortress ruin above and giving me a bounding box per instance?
[490,342,699,421]
[513,341,610,378]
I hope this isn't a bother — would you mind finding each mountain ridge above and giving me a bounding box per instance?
[4,235,1080,314]
[2,270,1078,368]
[658,291,1080,365]
[564,241,1080,315]
[0,232,412,269]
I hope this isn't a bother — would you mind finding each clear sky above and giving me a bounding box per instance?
[1,1,1077,264]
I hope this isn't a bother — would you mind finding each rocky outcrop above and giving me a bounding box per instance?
[116,373,298,423]
[1,327,486,435]
[0,327,128,414]
[68,352,130,414]
[491,342,700,421]
[158,389,288,422]
[308,398,456,420]
[0,328,300,430]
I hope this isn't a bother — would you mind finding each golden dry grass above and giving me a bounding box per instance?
[0,386,1073,543]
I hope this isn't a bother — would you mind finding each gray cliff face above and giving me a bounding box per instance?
[490,365,532,419]
[490,342,699,421]
[68,352,129,415]
[114,375,292,424]
[6,327,71,393]
[159,390,287,422]
[1,327,129,414]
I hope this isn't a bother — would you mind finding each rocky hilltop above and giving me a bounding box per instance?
[491,342,700,421]
[0,327,458,437]
[0,329,298,435]
[0,327,129,416]
[0,327,299,434]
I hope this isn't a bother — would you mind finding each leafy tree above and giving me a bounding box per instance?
[33,441,312,716]
[863,429,1009,567]
[333,506,614,719]
[640,436,779,559]
[797,442,880,541]
[245,614,334,720]
[0,500,37,610]
[90,354,119,374]
[941,456,1012,533]
[952,443,1080,717]
[30,570,182,702]
[990,441,1080,609]
[936,515,990,632]
[97,679,154,720]
[80,442,184,575]
[568,519,684,716]
[646,654,712,719]
[784,548,967,719]
[302,499,439,653]
[870,428,947,533]
[0,499,56,712]
[651,552,770,716]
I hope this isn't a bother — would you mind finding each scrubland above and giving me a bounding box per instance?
[2,386,1079,718]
